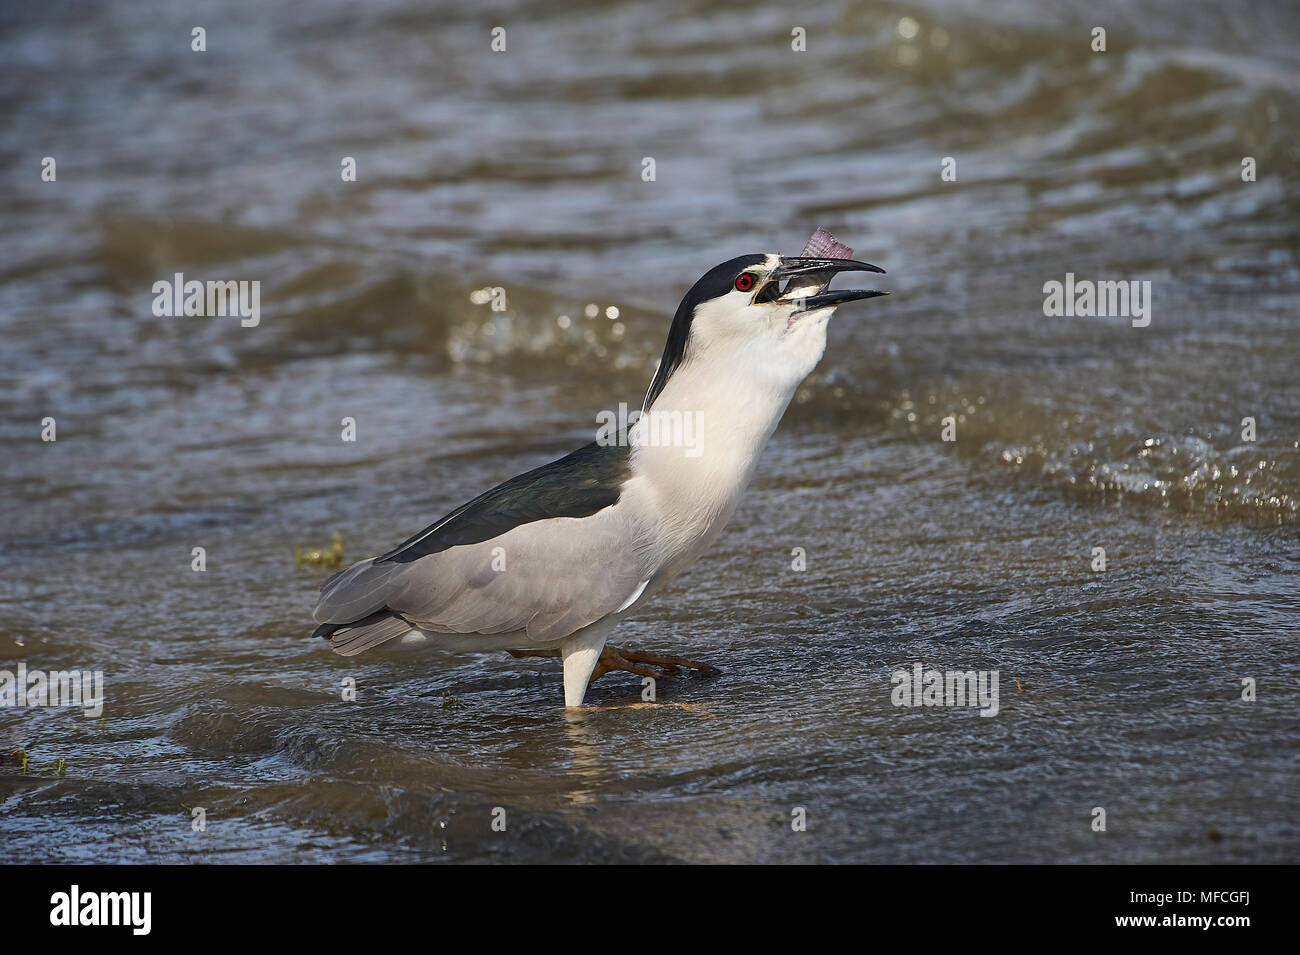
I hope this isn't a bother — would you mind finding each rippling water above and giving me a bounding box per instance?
[2,0,1298,863]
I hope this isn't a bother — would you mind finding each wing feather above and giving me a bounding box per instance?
[312,442,650,651]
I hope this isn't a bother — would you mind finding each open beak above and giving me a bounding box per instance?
[769,256,888,313]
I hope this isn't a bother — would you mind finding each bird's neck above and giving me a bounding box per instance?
[629,342,807,574]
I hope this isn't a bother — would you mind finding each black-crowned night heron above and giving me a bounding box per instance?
[312,229,887,706]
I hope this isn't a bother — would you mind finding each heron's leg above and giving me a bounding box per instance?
[589,645,720,683]
[560,628,609,706]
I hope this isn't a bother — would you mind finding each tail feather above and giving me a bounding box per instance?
[314,557,404,625]
[314,609,414,656]
[311,556,416,656]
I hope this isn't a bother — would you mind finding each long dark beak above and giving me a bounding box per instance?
[770,256,886,280]
[769,256,888,311]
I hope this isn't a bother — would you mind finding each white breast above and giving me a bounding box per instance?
[625,325,822,593]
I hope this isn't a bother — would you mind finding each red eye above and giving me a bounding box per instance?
[734,273,755,292]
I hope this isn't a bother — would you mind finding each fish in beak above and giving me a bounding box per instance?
[772,228,888,316]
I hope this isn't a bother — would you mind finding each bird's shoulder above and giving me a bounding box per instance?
[377,440,633,564]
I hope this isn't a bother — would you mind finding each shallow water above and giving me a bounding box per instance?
[1,0,1298,863]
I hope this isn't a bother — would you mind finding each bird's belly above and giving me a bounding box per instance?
[401,628,568,653]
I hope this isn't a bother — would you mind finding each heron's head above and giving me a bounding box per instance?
[644,250,887,409]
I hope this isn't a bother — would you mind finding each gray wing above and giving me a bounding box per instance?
[312,442,650,654]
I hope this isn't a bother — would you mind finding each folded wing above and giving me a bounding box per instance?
[312,442,649,654]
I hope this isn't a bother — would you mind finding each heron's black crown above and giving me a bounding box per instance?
[644,253,768,410]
